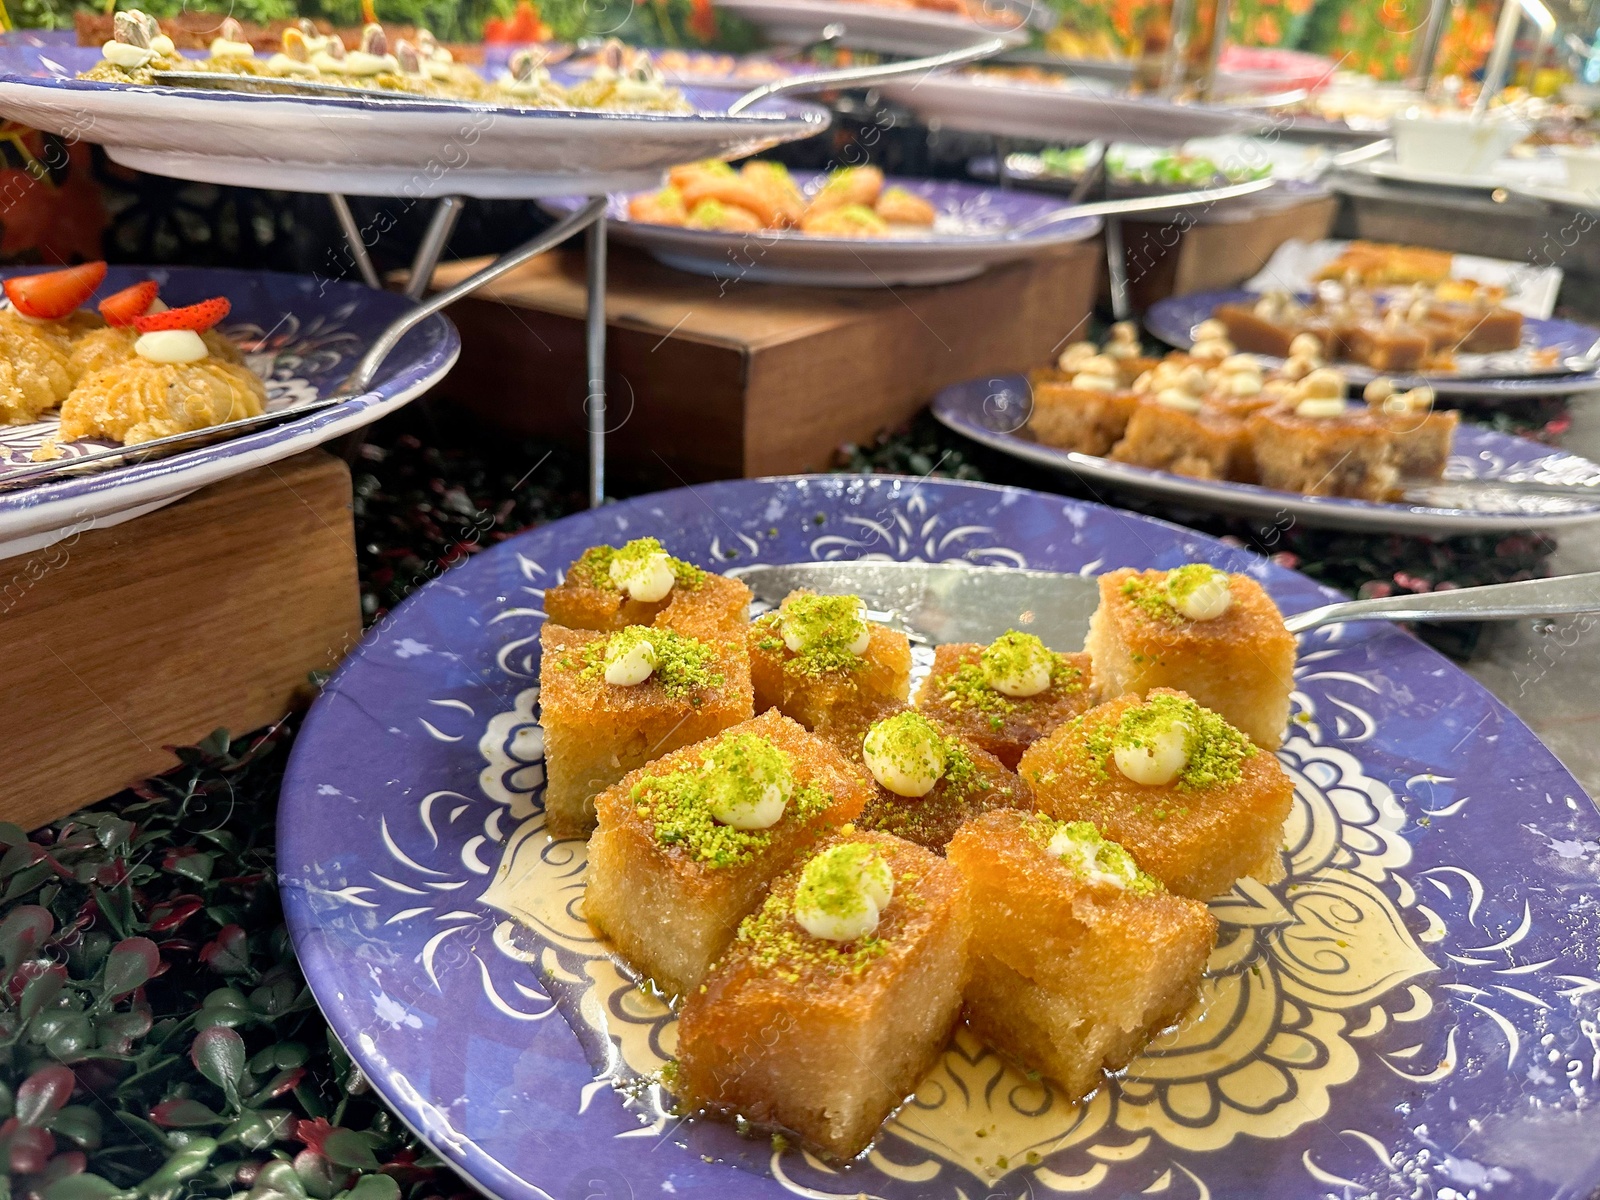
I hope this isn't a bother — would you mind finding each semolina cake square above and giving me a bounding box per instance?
[748,591,911,730]
[1018,689,1294,900]
[1110,402,1250,482]
[1027,381,1140,456]
[585,711,870,998]
[676,830,970,1160]
[815,702,1031,854]
[539,623,754,838]
[1085,565,1296,750]
[914,636,1093,769]
[544,537,750,635]
[948,810,1216,1097]
[1246,404,1400,501]
[1376,408,1458,480]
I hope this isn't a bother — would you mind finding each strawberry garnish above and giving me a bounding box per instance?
[4,261,107,321]
[133,296,230,334]
[99,280,160,327]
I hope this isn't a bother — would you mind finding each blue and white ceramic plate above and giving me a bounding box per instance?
[933,373,1600,533]
[280,475,1600,1200]
[712,0,1028,56]
[0,31,828,199]
[547,175,1100,286]
[0,265,457,558]
[1146,289,1600,399]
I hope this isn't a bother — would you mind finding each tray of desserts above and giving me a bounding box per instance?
[1145,288,1600,398]
[0,262,457,557]
[932,326,1600,533]
[545,162,1100,286]
[0,25,828,198]
[713,0,1029,56]
[278,474,1599,1200]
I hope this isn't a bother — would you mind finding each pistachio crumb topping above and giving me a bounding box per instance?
[569,537,705,593]
[1165,564,1232,621]
[579,626,723,700]
[1056,693,1253,791]
[736,841,905,977]
[1022,813,1160,895]
[770,594,871,676]
[942,635,1084,718]
[792,842,894,941]
[628,731,830,866]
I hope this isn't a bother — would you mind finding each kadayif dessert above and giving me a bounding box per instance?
[1019,689,1294,899]
[539,622,753,837]
[675,831,970,1159]
[947,810,1216,1097]
[914,631,1094,769]
[748,592,911,730]
[1084,564,1296,750]
[0,262,107,424]
[544,537,749,636]
[585,712,870,997]
[814,705,1030,854]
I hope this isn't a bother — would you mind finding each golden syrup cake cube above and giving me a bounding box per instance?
[747,591,911,730]
[676,830,970,1160]
[544,537,751,634]
[913,633,1094,769]
[1018,689,1293,900]
[815,702,1031,854]
[1084,565,1296,749]
[947,810,1216,1097]
[539,622,754,838]
[585,711,870,998]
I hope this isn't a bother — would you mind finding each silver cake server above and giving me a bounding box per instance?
[728,560,1600,648]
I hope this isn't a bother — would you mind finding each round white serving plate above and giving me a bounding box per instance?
[876,73,1273,144]
[546,174,1100,286]
[0,32,829,198]
[713,0,1028,55]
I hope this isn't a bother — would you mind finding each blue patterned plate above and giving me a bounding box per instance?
[0,31,828,198]
[279,475,1600,1200]
[933,373,1600,533]
[0,265,457,557]
[546,175,1100,286]
[1145,289,1600,399]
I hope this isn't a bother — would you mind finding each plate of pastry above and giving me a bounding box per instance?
[279,474,1600,1200]
[1145,288,1600,398]
[712,0,1029,56]
[0,26,827,198]
[932,327,1600,533]
[545,162,1100,286]
[0,262,457,558]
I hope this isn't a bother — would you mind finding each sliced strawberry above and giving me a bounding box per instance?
[133,296,230,334]
[99,280,160,327]
[4,261,107,321]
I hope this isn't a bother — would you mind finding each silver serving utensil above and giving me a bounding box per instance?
[149,70,463,102]
[729,559,1600,647]
[1003,176,1276,237]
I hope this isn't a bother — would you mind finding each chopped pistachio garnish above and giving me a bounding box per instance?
[761,594,872,676]
[701,732,794,830]
[793,842,894,941]
[1165,564,1232,621]
[980,630,1054,697]
[863,711,947,797]
[941,637,1085,719]
[1022,813,1160,895]
[1119,572,1184,625]
[578,626,723,700]
[1040,693,1253,792]
[567,537,705,593]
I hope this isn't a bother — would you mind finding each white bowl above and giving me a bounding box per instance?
[1556,144,1600,192]
[1389,113,1524,177]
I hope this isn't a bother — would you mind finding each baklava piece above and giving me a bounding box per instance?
[948,810,1216,1097]
[676,831,970,1160]
[585,712,870,997]
[544,537,750,635]
[914,632,1093,768]
[1018,689,1294,899]
[539,623,753,837]
[814,706,1031,853]
[1245,372,1399,502]
[1028,354,1139,456]
[748,592,911,730]
[1084,564,1296,750]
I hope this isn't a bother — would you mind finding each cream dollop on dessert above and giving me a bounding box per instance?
[793,842,894,942]
[267,26,317,75]
[607,537,676,602]
[134,329,209,365]
[862,711,947,798]
[980,630,1053,698]
[1111,710,1191,786]
[209,17,255,59]
[341,23,398,77]
[1103,320,1141,360]
[701,733,794,830]
[780,593,870,658]
[602,627,658,686]
[311,37,349,74]
[1045,820,1147,890]
[415,29,454,80]
[103,10,174,69]
[1070,353,1120,392]
[500,48,559,98]
[1165,564,1231,622]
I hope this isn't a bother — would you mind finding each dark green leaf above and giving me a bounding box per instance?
[102,938,160,999]
[15,1064,75,1125]
[20,966,65,1023]
[168,853,214,885]
[189,1027,247,1103]
[149,1099,222,1129]
[253,1161,308,1199]
[48,1105,103,1150]
[319,1128,380,1171]
[0,820,28,847]
[39,1174,122,1200]
[94,819,135,851]
[0,904,53,969]
[219,1109,293,1150]
[340,1176,400,1200]
[44,1012,95,1061]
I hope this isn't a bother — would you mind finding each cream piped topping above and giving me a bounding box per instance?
[793,843,894,942]
[1047,825,1142,889]
[779,593,870,658]
[341,50,399,76]
[607,539,675,602]
[980,630,1053,698]
[1295,396,1348,419]
[862,711,946,798]
[1154,388,1202,413]
[267,54,317,75]
[602,628,657,686]
[209,36,255,58]
[1166,564,1231,621]
[103,40,159,69]
[701,734,793,830]
[135,329,209,365]
[1112,716,1191,786]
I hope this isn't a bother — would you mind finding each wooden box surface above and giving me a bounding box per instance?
[431,241,1100,483]
[0,451,362,830]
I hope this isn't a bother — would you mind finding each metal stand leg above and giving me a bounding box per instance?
[1105,215,1131,322]
[406,196,465,302]
[585,212,608,509]
[330,194,382,290]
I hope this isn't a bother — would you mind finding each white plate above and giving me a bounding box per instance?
[714,0,1028,55]
[0,32,828,198]
[877,72,1273,145]
[547,173,1100,286]
[1514,182,1600,213]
